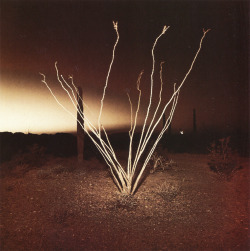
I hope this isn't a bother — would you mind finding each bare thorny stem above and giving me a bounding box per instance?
[40,22,210,195]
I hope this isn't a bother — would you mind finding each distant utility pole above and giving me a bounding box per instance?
[193,108,197,133]
[77,87,84,163]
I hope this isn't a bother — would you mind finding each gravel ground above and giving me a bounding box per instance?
[1,152,249,250]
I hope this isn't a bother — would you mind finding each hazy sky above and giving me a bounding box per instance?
[0,0,248,134]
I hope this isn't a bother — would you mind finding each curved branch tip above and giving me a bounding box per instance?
[113,21,118,30]
[203,28,211,34]
[162,25,170,34]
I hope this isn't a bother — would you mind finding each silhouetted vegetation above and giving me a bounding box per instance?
[208,136,243,180]
[0,130,248,166]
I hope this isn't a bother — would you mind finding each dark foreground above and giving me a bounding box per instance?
[1,153,249,250]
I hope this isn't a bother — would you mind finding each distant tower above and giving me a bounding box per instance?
[193,108,197,133]
[77,87,84,163]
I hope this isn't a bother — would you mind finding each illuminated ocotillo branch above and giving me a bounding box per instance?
[132,61,165,172]
[61,75,93,121]
[93,21,126,189]
[131,28,210,180]
[127,92,133,176]
[131,29,210,193]
[41,22,209,195]
[68,75,91,111]
[132,86,180,194]
[40,73,107,155]
[142,61,165,146]
[59,71,98,134]
[127,70,144,177]
[41,22,131,193]
[55,62,121,172]
[40,69,126,182]
[98,21,119,134]
[132,26,169,174]
[42,73,127,191]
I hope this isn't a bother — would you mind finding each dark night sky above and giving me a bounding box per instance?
[0,0,248,134]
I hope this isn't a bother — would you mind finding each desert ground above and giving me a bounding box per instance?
[1,148,249,251]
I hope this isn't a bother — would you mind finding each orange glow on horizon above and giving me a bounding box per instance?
[0,77,137,134]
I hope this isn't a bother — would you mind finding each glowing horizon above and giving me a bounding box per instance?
[1,73,247,135]
[0,76,138,134]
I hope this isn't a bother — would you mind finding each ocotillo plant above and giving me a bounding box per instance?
[40,22,210,195]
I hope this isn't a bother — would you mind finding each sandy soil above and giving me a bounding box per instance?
[1,152,249,250]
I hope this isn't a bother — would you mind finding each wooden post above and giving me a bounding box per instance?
[77,87,84,163]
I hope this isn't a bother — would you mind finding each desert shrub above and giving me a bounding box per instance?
[208,136,240,180]
[113,194,138,211]
[155,181,181,202]
[149,152,177,174]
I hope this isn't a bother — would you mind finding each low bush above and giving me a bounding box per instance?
[149,152,177,174]
[208,136,240,180]
[155,181,181,202]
